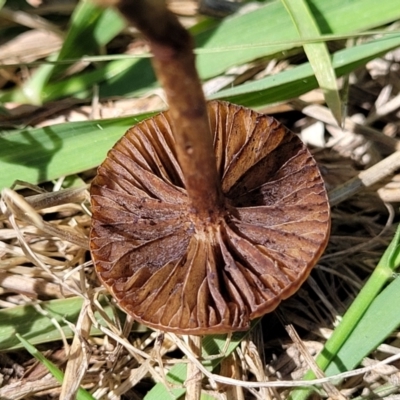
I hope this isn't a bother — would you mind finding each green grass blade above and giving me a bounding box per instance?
[2,33,400,189]
[52,3,124,78]
[16,333,96,400]
[19,58,57,105]
[315,225,400,369]
[212,33,400,108]
[289,225,400,400]
[0,112,156,189]
[195,0,400,79]
[325,276,400,376]
[15,0,125,104]
[51,1,104,76]
[4,0,399,103]
[43,57,157,103]
[200,394,218,400]
[281,0,342,124]
[0,296,149,352]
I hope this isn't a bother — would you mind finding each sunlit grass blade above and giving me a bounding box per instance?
[3,0,399,103]
[281,0,342,124]
[289,225,400,400]
[0,296,149,352]
[212,33,400,108]
[52,3,124,80]
[0,112,156,190]
[194,0,400,79]
[44,57,156,103]
[16,333,95,400]
[94,0,400,98]
[2,33,400,190]
[325,276,400,375]
[14,0,125,104]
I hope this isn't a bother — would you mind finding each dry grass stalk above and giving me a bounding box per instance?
[185,335,203,400]
[60,300,92,400]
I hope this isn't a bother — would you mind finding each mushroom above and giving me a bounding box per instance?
[90,0,331,335]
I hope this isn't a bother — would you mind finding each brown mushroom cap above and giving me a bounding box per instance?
[90,100,330,335]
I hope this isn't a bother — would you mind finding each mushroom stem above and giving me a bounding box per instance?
[116,0,224,221]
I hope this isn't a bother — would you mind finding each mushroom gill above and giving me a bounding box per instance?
[90,100,330,335]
